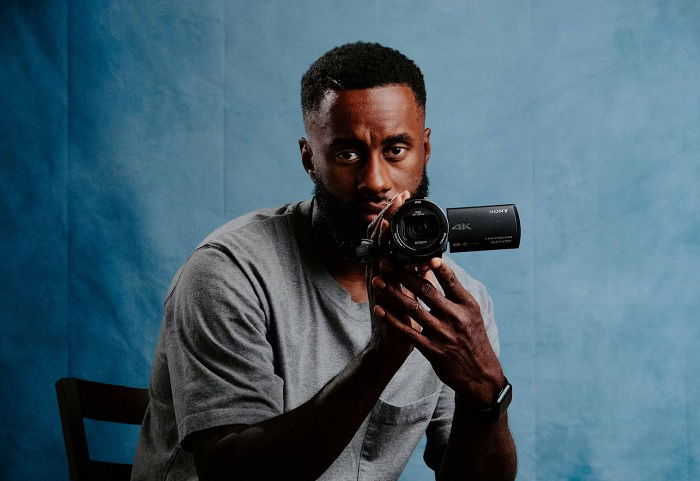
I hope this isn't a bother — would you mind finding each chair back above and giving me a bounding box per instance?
[55,377,149,481]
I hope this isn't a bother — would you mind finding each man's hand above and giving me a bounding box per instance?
[372,257,517,480]
[371,257,505,407]
[364,190,429,361]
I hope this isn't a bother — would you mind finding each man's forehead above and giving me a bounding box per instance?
[319,84,420,111]
[306,84,424,135]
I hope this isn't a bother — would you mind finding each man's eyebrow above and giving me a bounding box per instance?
[382,133,414,147]
[328,137,364,149]
[327,134,415,149]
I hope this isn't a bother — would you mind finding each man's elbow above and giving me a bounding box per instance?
[190,425,248,481]
[190,425,306,481]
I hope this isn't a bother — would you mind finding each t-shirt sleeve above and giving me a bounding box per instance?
[423,258,501,469]
[164,245,283,449]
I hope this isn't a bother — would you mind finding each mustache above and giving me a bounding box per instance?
[345,195,392,211]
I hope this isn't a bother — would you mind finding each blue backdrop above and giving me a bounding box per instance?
[2,1,699,480]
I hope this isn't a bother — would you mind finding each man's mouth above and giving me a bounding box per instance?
[357,202,388,213]
[355,202,389,222]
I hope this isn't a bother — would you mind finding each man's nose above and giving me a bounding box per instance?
[358,153,392,195]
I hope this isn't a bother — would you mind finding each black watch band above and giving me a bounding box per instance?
[465,378,512,421]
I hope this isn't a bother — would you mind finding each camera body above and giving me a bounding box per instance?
[356,198,520,264]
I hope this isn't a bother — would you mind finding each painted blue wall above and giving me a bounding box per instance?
[2,1,698,480]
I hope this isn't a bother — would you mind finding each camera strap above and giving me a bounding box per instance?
[355,238,379,264]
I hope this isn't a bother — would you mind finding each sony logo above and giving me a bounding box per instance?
[489,208,508,214]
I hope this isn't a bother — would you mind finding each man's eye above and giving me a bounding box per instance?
[386,146,407,158]
[336,151,360,162]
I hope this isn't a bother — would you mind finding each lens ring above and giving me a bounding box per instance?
[390,199,448,256]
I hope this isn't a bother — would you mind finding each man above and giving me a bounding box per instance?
[132,42,517,481]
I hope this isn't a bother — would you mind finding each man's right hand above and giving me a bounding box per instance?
[364,190,420,360]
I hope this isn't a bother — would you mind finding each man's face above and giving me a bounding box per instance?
[301,84,431,256]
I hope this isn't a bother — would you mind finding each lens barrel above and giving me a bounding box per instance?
[389,199,448,263]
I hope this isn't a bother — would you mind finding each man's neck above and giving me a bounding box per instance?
[311,201,368,303]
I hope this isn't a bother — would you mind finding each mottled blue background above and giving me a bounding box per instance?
[2,1,699,480]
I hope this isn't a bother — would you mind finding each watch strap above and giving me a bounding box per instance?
[463,377,512,421]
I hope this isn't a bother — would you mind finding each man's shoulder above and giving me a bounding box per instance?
[197,199,312,249]
[164,200,313,303]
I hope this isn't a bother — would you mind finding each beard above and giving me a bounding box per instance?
[313,167,430,259]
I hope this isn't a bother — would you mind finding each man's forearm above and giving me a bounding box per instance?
[199,344,407,481]
[437,409,517,481]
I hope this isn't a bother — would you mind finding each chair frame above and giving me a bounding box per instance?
[55,377,149,481]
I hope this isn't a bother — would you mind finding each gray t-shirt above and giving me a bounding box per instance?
[132,200,499,481]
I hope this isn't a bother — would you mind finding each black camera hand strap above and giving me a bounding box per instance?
[355,239,379,264]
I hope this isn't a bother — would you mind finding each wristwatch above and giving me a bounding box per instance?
[468,378,512,421]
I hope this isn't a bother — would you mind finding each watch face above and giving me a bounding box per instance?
[467,379,513,421]
[496,383,513,417]
[472,380,512,421]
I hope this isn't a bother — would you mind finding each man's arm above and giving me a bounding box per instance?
[187,193,422,481]
[190,340,410,481]
[435,409,516,480]
[372,258,517,481]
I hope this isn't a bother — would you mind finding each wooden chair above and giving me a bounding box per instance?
[55,377,149,481]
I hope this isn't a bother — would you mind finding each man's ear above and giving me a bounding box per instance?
[299,137,315,177]
[423,127,432,165]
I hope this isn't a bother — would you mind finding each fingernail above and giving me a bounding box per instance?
[415,264,430,275]
[372,277,386,289]
[431,258,442,268]
[373,305,385,317]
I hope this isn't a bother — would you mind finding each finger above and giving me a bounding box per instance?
[379,258,396,277]
[366,191,409,240]
[366,216,384,241]
[374,276,443,334]
[397,271,459,317]
[424,269,440,289]
[379,261,417,301]
[374,303,434,353]
[377,191,411,243]
[367,205,391,240]
[371,275,403,307]
[429,257,471,303]
[414,263,432,276]
[376,218,391,243]
[385,261,437,293]
[367,272,378,305]
[395,261,433,279]
[375,305,420,332]
[383,190,410,220]
[373,304,410,326]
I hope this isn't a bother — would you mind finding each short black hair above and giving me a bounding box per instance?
[301,41,426,121]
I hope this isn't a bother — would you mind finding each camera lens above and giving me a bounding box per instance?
[389,199,449,263]
[397,211,442,251]
[405,217,438,240]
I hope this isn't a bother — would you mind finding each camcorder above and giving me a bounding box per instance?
[356,198,520,265]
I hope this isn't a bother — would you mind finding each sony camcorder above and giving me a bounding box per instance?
[356,198,520,264]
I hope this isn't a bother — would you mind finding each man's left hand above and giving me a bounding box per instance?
[371,257,505,408]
